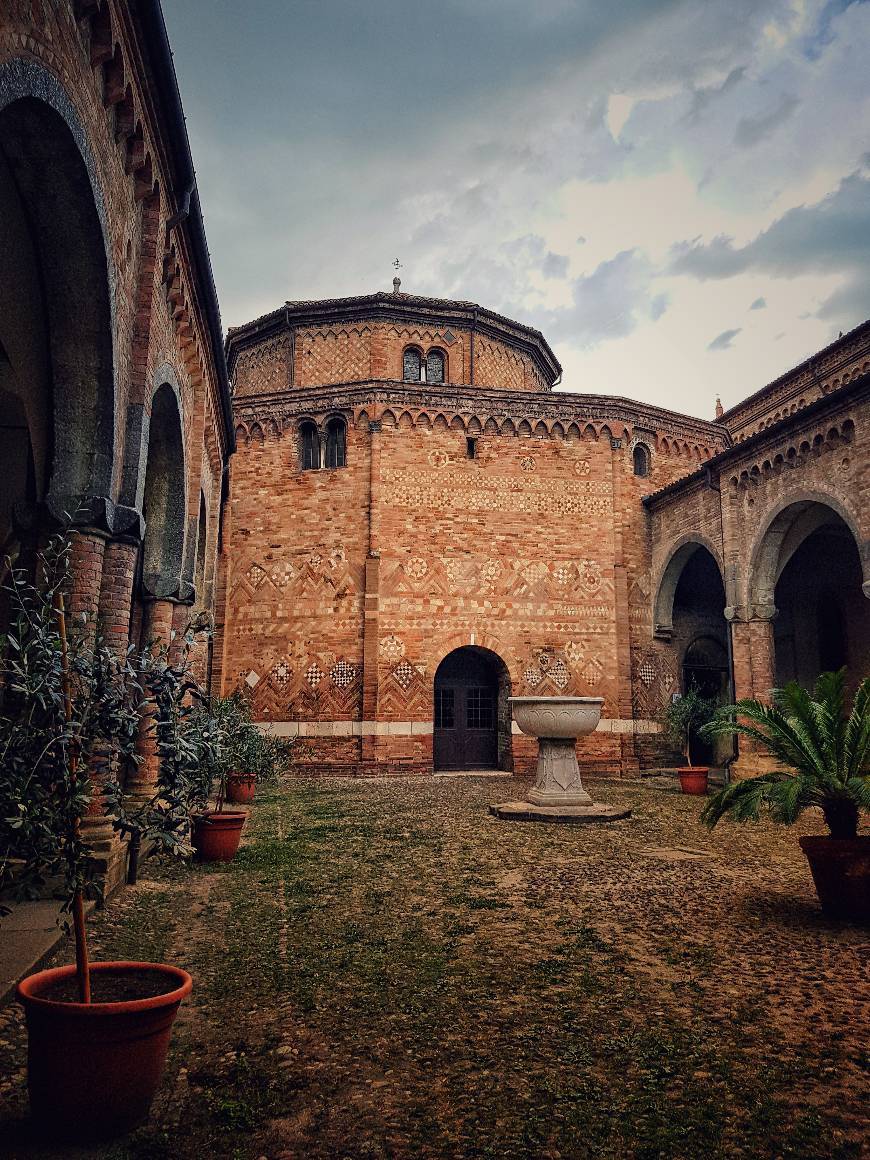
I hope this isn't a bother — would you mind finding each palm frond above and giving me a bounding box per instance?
[701,772,792,829]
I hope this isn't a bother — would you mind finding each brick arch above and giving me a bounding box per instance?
[653,533,724,636]
[430,631,519,684]
[747,490,870,611]
[0,61,118,517]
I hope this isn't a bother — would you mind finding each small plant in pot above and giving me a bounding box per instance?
[0,541,193,1141]
[701,669,870,922]
[186,696,247,863]
[663,686,718,794]
[212,693,293,805]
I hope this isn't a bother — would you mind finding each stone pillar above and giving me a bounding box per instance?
[67,529,107,647]
[129,598,176,793]
[81,537,139,852]
[729,611,777,779]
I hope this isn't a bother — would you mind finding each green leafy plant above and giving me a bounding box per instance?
[0,537,224,1000]
[210,693,292,785]
[663,686,718,767]
[103,634,224,874]
[700,669,870,839]
[0,540,141,1000]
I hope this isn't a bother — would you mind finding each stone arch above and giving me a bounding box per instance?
[653,533,724,637]
[747,491,868,612]
[0,63,116,525]
[141,381,186,598]
[749,495,870,689]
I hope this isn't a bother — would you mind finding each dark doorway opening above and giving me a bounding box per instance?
[671,546,730,766]
[771,510,870,691]
[433,646,511,771]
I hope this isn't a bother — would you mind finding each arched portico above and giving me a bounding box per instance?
[653,540,731,765]
[433,646,512,771]
[748,498,870,692]
[141,381,186,600]
[0,82,116,631]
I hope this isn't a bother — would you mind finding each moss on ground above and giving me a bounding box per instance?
[0,776,867,1158]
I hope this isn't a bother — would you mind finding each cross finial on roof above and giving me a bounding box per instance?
[392,257,402,294]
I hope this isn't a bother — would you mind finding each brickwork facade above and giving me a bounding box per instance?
[0,1,234,888]
[222,293,751,777]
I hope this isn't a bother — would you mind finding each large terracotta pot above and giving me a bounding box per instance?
[16,961,191,1140]
[799,836,870,921]
[191,809,246,862]
[226,772,256,804]
[677,766,709,795]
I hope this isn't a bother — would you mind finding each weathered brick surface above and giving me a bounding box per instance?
[222,299,732,776]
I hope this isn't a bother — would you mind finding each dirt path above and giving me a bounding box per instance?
[0,777,867,1159]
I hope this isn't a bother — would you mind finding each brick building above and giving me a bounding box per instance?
[219,290,869,778]
[0,0,235,884]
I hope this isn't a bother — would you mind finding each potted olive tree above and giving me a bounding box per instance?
[663,687,718,794]
[0,541,197,1139]
[213,693,293,805]
[701,670,870,921]
[186,695,248,863]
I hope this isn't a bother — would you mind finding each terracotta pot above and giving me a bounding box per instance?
[191,809,246,861]
[16,961,191,1140]
[226,772,256,804]
[677,766,709,795]
[799,835,870,922]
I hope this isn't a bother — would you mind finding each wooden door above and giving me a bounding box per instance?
[433,649,499,770]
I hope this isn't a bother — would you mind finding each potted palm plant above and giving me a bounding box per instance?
[701,670,870,921]
[1,540,198,1139]
[663,686,718,794]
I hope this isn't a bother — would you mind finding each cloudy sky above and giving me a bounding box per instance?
[165,0,870,418]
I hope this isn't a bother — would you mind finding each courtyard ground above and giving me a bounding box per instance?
[0,775,867,1160]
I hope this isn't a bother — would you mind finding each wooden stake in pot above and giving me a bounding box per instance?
[53,591,91,1005]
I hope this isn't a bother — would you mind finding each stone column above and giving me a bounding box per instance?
[729,610,777,779]
[67,529,107,647]
[129,598,176,794]
[81,537,139,852]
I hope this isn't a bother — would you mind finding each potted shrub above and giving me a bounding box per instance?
[663,686,718,794]
[701,669,870,921]
[0,541,193,1140]
[186,697,247,863]
[213,693,293,804]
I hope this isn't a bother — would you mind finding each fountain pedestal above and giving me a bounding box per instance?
[490,696,631,824]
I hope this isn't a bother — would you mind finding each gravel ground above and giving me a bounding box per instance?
[0,775,867,1159]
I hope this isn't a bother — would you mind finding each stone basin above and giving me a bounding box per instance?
[491,694,630,823]
[510,696,603,740]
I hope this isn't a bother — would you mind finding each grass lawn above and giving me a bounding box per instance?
[0,775,867,1159]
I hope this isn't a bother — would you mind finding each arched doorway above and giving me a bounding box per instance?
[140,383,186,599]
[433,646,511,771]
[756,502,870,690]
[656,542,731,765]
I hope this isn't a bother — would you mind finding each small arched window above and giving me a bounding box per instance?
[633,443,651,478]
[403,347,422,382]
[300,420,320,470]
[426,349,445,384]
[325,417,347,469]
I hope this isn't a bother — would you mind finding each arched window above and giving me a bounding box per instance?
[403,347,422,382]
[426,349,445,384]
[299,420,320,470]
[633,443,651,478]
[325,417,347,469]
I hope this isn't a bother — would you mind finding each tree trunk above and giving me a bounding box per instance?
[822,800,859,840]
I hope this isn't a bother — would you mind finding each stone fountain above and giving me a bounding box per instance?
[490,696,631,823]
